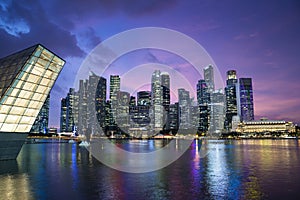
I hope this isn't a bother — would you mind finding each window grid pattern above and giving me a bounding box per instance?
[0,45,65,133]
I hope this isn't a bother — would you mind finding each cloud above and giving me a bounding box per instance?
[117,0,177,16]
[0,16,30,37]
[75,27,101,53]
[41,0,177,29]
[0,0,30,37]
[0,0,11,11]
[0,0,84,59]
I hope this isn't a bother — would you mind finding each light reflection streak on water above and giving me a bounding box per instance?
[193,139,200,170]
[0,173,33,200]
[205,141,243,199]
[71,144,79,190]
[207,141,228,198]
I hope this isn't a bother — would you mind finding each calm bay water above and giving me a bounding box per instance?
[0,139,300,200]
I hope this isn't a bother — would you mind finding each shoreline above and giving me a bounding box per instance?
[26,135,299,142]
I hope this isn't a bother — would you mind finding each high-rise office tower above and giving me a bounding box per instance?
[168,103,179,134]
[60,88,78,133]
[224,70,238,131]
[77,74,107,136]
[130,91,151,131]
[129,96,137,125]
[137,91,151,106]
[116,91,130,132]
[31,94,50,134]
[109,75,120,101]
[197,80,210,134]
[0,44,65,160]
[190,105,200,130]
[95,77,107,130]
[197,80,211,105]
[109,75,120,128]
[87,72,101,135]
[161,72,170,132]
[73,91,79,133]
[78,79,88,135]
[129,96,136,107]
[66,88,75,132]
[178,88,191,129]
[60,98,67,132]
[204,65,215,93]
[210,89,225,134]
[161,72,170,111]
[104,100,117,135]
[237,78,254,122]
[151,70,163,130]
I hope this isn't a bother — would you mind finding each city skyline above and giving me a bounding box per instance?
[0,0,299,126]
[58,66,257,135]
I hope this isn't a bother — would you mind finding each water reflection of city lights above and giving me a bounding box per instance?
[0,174,33,199]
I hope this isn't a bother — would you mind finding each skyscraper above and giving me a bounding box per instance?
[105,100,116,135]
[237,78,254,122]
[204,65,215,93]
[168,103,179,134]
[76,73,107,136]
[66,88,76,132]
[197,80,210,134]
[129,96,136,107]
[210,89,225,134]
[178,88,191,129]
[151,70,163,130]
[161,72,170,111]
[30,94,50,134]
[73,91,79,133]
[109,75,120,129]
[190,105,200,130]
[224,70,238,131]
[109,75,120,101]
[161,72,170,132]
[60,88,79,133]
[60,98,67,132]
[78,79,88,135]
[116,91,130,132]
[0,44,65,160]
[87,73,101,135]
[95,77,107,130]
[137,91,151,106]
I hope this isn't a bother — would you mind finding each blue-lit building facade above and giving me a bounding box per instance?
[237,78,254,122]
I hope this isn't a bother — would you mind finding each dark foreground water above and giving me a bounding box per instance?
[1,139,300,200]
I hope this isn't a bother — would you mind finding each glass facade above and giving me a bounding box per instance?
[237,78,254,122]
[0,44,65,133]
[224,70,238,131]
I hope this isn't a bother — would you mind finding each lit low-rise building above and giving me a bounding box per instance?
[236,120,296,133]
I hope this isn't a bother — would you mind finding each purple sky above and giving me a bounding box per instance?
[1,0,300,127]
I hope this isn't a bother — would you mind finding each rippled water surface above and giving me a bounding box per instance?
[0,139,300,200]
